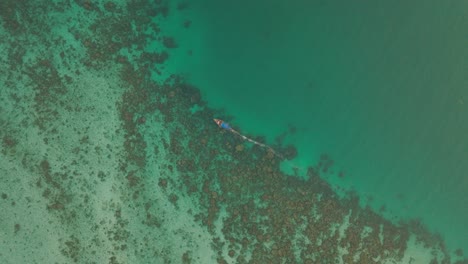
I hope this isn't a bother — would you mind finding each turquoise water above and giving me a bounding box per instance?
[172,0,468,256]
[1,1,467,263]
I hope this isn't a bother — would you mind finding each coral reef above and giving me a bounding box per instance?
[0,0,464,263]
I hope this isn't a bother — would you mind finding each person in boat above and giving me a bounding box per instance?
[214,119,232,130]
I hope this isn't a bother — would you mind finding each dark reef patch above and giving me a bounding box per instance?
[14,223,20,234]
[60,235,81,262]
[162,36,178,48]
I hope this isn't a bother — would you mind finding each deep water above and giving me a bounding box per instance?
[170,0,468,257]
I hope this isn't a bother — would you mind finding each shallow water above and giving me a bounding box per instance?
[0,1,467,263]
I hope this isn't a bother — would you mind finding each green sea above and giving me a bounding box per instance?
[1,0,467,263]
